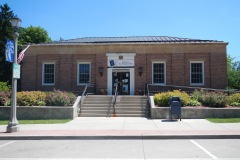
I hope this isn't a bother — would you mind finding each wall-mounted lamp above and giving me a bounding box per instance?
[138,67,143,77]
[99,67,104,77]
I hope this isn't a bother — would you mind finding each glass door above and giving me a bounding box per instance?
[112,72,130,95]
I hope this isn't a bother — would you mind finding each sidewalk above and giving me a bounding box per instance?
[1,117,240,140]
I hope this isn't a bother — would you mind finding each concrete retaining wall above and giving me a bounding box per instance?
[0,96,80,120]
[150,96,240,119]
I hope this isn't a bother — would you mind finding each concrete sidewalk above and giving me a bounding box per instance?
[1,117,240,140]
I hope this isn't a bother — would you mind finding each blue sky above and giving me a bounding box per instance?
[1,0,240,59]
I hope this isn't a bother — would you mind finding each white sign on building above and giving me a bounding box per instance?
[108,59,134,67]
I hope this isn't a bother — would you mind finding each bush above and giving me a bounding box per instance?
[187,99,202,106]
[0,91,11,106]
[0,82,11,106]
[228,93,240,107]
[203,92,227,107]
[17,91,46,106]
[154,90,190,107]
[46,90,76,106]
[192,90,227,107]
[0,82,11,92]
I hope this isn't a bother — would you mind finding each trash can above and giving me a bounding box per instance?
[169,96,181,121]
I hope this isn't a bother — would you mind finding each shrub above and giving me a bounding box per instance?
[154,90,190,107]
[46,90,76,106]
[0,82,11,106]
[0,82,11,92]
[187,99,202,106]
[191,89,206,102]
[154,92,171,107]
[0,91,11,106]
[228,93,240,107]
[17,91,46,106]
[191,90,228,108]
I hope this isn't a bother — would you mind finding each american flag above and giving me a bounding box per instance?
[17,45,30,64]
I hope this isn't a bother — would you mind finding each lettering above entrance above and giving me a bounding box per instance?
[108,59,134,67]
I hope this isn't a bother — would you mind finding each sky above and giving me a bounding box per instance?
[1,0,240,59]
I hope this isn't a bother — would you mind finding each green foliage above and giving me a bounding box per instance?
[0,119,71,125]
[207,118,240,123]
[17,91,46,106]
[154,90,190,107]
[0,91,11,106]
[187,99,202,106]
[228,93,240,107]
[227,55,240,89]
[0,81,11,91]
[0,81,11,106]
[18,25,51,45]
[46,90,76,106]
[191,90,227,107]
[0,4,14,82]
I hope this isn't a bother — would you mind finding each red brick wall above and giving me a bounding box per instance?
[21,43,228,93]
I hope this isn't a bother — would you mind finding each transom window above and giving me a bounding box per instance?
[152,62,166,85]
[190,61,204,85]
[78,63,91,85]
[42,63,55,85]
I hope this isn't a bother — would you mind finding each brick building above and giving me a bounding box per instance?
[21,36,228,95]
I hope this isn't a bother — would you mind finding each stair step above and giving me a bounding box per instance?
[111,114,150,117]
[79,113,109,117]
[79,95,150,118]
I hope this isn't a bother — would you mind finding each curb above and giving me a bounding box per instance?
[1,135,240,140]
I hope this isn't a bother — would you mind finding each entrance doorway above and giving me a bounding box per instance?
[112,72,130,95]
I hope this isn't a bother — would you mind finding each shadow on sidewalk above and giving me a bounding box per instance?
[161,119,180,122]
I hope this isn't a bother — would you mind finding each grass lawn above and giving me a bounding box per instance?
[0,119,71,125]
[206,118,240,123]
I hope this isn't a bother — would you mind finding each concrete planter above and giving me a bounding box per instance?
[0,96,80,120]
[150,96,240,119]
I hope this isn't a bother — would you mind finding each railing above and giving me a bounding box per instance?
[146,83,151,108]
[108,85,118,117]
[146,84,240,96]
[77,85,88,113]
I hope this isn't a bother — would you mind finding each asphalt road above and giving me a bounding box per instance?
[1,139,240,159]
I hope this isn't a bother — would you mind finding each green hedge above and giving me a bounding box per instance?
[228,93,240,107]
[153,89,238,108]
[1,89,77,107]
[154,90,190,107]
[191,90,228,108]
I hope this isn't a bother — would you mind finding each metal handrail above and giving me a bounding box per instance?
[113,85,118,114]
[146,83,151,107]
[78,85,88,113]
[146,84,239,95]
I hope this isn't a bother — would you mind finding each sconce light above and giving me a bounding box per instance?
[99,67,103,77]
[138,67,143,77]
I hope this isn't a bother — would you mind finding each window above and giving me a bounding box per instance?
[78,63,91,85]
[42,63,55,85]
[190,61,204,85]
[152,62,166,85]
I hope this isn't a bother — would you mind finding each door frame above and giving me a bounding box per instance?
[108,68,135,95]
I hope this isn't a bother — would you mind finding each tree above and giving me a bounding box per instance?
[227,55,240,89]
[18,26,51,45]
[0,4,14,82]
[0,4,52,85]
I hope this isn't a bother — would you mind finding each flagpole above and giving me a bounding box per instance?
[6,16,21,133]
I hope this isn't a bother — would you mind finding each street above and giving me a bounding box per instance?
[1,139,240,159]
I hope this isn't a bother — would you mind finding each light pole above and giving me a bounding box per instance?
[6,16,21,133]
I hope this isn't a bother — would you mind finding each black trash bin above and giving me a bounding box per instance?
[169,96,181,121]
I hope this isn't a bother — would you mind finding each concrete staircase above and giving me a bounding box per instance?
[78,95,112,117]
[114,96,149,117]
[79,95,149,117]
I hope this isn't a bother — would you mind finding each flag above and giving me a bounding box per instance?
[17,45,30,64]
[5,40,14,63]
